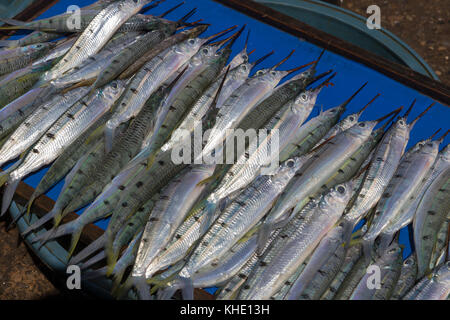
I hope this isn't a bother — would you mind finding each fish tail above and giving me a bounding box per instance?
[256,223,272,255]
[22,206,61,237]
[1,178,20,216]
[69,234,106,265]
[67,227,84,259]
[105,240,119,277]
[26,194,37,216]
[32,220,77,245]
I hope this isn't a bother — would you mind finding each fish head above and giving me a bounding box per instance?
[280,155,309,174]
[418,139,441,157]
[101,80,126,99]
[340,113,360,129]
[233,62,252,79]
[324,181,354,210]
[120,0,149,14]
[346,120,378,140]
[177,37,205,57]
[292,88,319,114]
[403,255,416,269]
[439,144,450,162]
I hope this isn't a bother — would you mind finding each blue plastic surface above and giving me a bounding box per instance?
[3,0,450,292]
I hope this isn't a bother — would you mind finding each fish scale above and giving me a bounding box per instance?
[0,86,90,168]
[286,224,348,300]
[429,219,449,271]
[413,167,450,278]
[161,61,252,152]
[208,86,320,206]
[44,0,148,81]
[1,81,125,215]
[350,242,403,300]
[176,157,309,282]
[132,164,215,277]
[105,35,209,150]
[143,40,233,165]
[0,42,55,76]
[240,180,353,300]
[391,255,417,300]
[320,243,362,300]
[0,31,63,49]
[365,138,441,253]
[403,262,450,300]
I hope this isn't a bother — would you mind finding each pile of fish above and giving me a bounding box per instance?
[0,0,448,300]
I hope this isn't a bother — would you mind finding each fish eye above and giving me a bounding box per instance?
[188,39,195,45]
[359,123,366,127]
[256,70,263,75]
[286,159,295,167]
[270,71,276,76]
[388,248,397,254]
[398,120,404,125]
[404,258,414,266]
[202,48,209,54]
[337,185,346,194]
[111,82,118,89]
[242,54,248,61]
[300,94,307,101]
[349,116,354,121]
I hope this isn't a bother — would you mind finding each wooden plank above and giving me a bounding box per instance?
[0,0,59,39]
[214,0,450,106]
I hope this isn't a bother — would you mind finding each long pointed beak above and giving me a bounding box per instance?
[250,50,274,68]
[379,106,403,130]
[437,129,450,143]
[203,25,238,44]
[244,29,251,52]
[209,27,241,48]
[307,69,333,87]
[339,82,367,108]
[186,24,210,38]
[177,19,203,30]
[142,0,165,13]
[313,72,337,92]
[403,98,416,119]
[283,59,318,76]
[221,25,246,51]
[357,93,380,116]
[409,102,434,128]
[159,1,184,18]
[248,49,256,56]
[177,7,197,25]
[428,128,442,140]
[311,49,325,70]
[375,106,403,124]
[271,49,295,70]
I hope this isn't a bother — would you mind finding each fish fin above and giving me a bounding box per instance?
[84,125,105,147]
[22,207,60,237]
[1,179,20,216]
[67,228,84,259]
[146,152,157,169]
[0,172,10,189]
[32,220,77,245]
[70,234,106,265]
[200,200,217,235]
[196,175,215,186]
